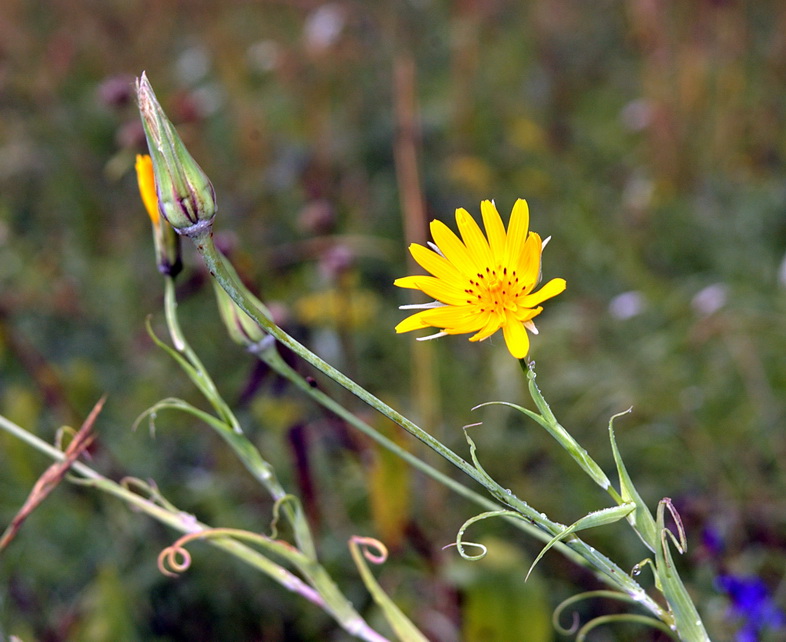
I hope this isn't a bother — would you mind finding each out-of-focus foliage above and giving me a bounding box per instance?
[2,1,786,640]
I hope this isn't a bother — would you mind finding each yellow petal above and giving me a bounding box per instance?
[481,200,506,257]
[430,219,479,277]
[409,243,466,285]
[504,199,530,268]
[469,312,503,342]
[395,312,431,333]
[135,154,160,226]
[455,208,493,269]
[517,233,543,288]
[394,275,427,290]
[522,278,566,308]
[393,275,467,305]
[417,304,484,333]
[513,305,542,322]
[502,316,530,359]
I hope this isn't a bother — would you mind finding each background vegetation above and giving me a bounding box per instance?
[2,1,786,639]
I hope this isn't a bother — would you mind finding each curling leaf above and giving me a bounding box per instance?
[349,537,428,642]
[655,499,709,641]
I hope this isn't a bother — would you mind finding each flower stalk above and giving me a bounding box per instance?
[193,229,666,622]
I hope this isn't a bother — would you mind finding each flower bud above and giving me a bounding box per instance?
[213,280,267,348]
[211,255,272,350]
[136,72,216,237]
[135,154,182,277]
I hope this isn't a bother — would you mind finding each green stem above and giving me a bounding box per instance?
[195,232,666,622]
[259,342,598,570]
[162,276,316,561]
[164,277,240,433]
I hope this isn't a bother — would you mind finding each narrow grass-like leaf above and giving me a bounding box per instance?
[477,400,611,490]
[607,409,658,552]
[526,504,634,580]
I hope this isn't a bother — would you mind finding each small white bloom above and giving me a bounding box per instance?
[691,283,727,317]
[609,291,645,320]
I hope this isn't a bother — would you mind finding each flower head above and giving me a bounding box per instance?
[394,199,566,359]
[135,153,182,277]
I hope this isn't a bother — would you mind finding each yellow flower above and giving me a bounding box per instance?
[135,153,182,277]
[394,199,566,359]
[135,154,160,226]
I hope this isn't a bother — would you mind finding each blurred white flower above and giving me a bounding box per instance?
[609,291,646,320]
[247,40,281,73]
[691,283,727,316]
[176,45,211,85]
[623,174,655,211]
[304,4,345,52]
[620,98,654,132]
[191,83,225,117]
[779,253,786,288]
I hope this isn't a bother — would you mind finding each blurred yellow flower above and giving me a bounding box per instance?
[135,154,160,226]
[445,154,495,194]
[394,199,566,359]
[294,287,379,330]
[510,117,547,152]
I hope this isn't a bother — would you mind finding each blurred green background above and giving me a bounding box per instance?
[2,1,786,640]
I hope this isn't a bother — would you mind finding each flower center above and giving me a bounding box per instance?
[465,266,524,315]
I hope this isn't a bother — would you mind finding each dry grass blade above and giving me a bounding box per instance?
[0,396,106,552]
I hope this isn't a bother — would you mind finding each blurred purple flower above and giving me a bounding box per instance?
[717,574,785,641]
[97,74,134,109]
[700,526,724,559]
